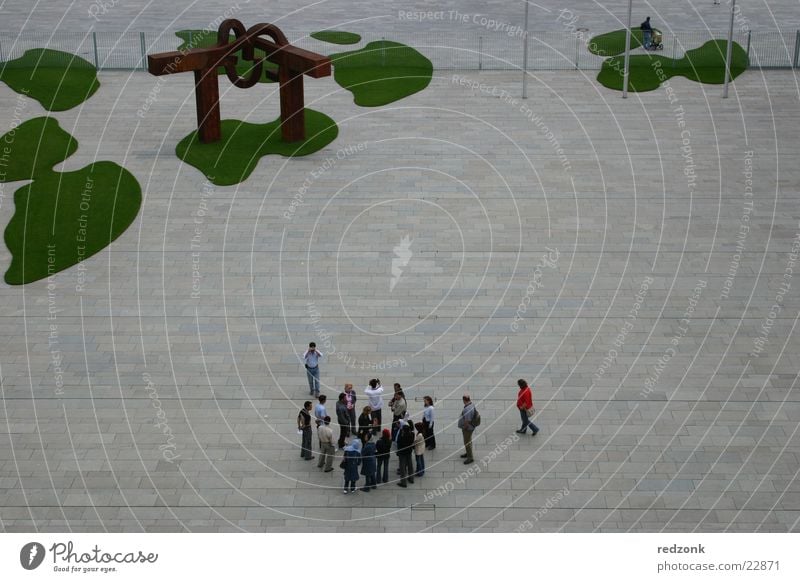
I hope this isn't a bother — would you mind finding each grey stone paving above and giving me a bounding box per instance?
[0,28,800,531]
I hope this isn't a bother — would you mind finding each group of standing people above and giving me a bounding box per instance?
[299,342,540,493]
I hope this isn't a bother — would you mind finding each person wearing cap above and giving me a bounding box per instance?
[302,342,323,396]
[457,394,476,464]
[375,428,393,484]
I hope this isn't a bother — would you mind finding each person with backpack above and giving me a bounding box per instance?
[375,429,392,485]
[457,394,478,465]
[516,379,539,436]
[360,432,377,491]
[396,424,415,487]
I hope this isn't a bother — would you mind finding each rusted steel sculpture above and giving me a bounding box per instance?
[148,19,331,143]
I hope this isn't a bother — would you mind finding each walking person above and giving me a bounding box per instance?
[336,392,350,449]
[317,416,336,472]
[360,432,377,491]
[314,394,327,427]
[396,424,415,487]
[640,16,653,49]
[457,394,477,465]
[342,435,362,494]
[414,422,426,477]
[364,378,385,433]
[298,401,314,460]
[302,342,323,396]
[422,396,436,450]
[344,383,357,434]
[515,379,539,436]
[375,428,392,485]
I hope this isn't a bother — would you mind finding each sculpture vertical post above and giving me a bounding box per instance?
[194,67,222,143]
[279,67,305,142]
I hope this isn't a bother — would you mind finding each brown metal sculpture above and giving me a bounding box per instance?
[148,19,331,143]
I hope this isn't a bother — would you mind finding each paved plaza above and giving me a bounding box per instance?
[0,1,800,533]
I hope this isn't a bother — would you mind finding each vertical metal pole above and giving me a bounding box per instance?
[575,34,580,69]
[622,0,633,98]
[381,37,386,66]
[745,29,751,67]
[139,32,146,71]
[794,30,800,68]
[0,35,4,62]
[478,35,483,70]
[92,31,99,69]
[671,34,677,67]
[188,30,193,48]
[522,1,529,98]
[723,0,736,98]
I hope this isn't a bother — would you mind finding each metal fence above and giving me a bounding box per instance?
[0,29,798,71]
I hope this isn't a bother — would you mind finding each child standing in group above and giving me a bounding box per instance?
[360,432,377,491]
[342,436,362,494]
[414,422,426,477]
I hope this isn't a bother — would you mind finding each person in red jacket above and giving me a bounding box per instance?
[516,379,539,435]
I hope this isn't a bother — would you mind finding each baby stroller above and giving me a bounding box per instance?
[645,30,663,51]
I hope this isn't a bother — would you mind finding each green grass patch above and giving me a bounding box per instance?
[330,40,433,107]
[310,30,362,45]
[588,28,661,56]
[597,40,747,92]
[176,109,339,186]
[175,30,278,83]
[0,49,99,111]
[1,118,141,285]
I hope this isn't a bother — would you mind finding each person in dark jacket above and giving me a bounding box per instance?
[336,392,350,449]
[342,436,362,494]
[375,428,392,485]
[640,17,653,48]
[297,401,314,460]
[396,424,415,487]
[360,432,377,491]
[358,405,373,441]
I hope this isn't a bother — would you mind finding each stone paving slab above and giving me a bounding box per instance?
[0,54,799,532]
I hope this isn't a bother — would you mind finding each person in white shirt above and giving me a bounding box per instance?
[302,342,323,396]
[422,395,436,450]
[364,378,385,434]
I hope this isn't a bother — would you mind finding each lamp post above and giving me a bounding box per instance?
[622,0,633,98]
[522,1,530,98]
[722,0,737,98]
